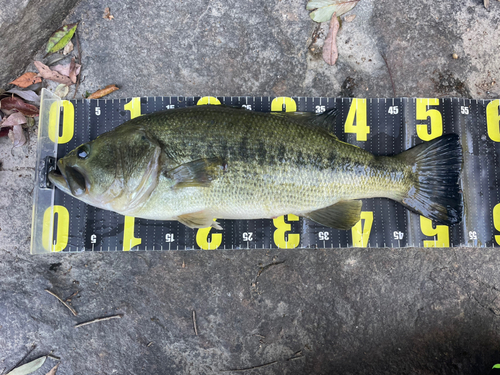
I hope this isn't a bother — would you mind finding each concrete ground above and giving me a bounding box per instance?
[1,0,500,374]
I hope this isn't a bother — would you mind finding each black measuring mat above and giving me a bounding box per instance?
[31,94,500,253]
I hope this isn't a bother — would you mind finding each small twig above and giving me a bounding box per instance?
[73,28,82,99]
[4,344,36,375]
[65,290,79,302]
[220,361,278,373]
[192,310,198,335]
[75,314,123,328]
[63,266,73,276]
[45,289,77,316]
[381,52,396,97]
[286,350,304,361]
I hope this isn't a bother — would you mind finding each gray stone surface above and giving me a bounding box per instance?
[0,0,82,86]
[2,0,500,374]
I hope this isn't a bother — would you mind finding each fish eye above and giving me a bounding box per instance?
[77,144,90,159]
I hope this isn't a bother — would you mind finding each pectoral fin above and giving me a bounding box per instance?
[178,211,222,230]
[304,200,362,230]
[166,157,226,189]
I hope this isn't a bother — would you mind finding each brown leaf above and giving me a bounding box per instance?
[69,57,78,84]
[52,58,81,84]
[1,112,27,128]
[103,7,114,20]
[0,97,39,117]
[9,72,42,88]
[88,84,119,99]
[34,61,72,86]
[322,13,340,65]
[8,125,26,148]
[45,363,60,375]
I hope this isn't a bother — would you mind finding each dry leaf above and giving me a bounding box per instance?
[0,97,39,117]
[344,14,356,22]
[88,84,119,99]
[46,54,66,66]
[69,57,78,84]
[52,58,81,84]
[1,112,27,128]
[103,7,114,20]
[45,23,78,55]
[5,355,46,375]
[8,125,26,148]
[54,84,70,98]
[63,40,74,55]
[323,14,340,65]
[307,0,360,23]
[9,72,42,88]
[45,363,59,375]
[6,89,40,104]
[34,61,72,86]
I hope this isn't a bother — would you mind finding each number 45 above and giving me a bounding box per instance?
[388,106,399,115]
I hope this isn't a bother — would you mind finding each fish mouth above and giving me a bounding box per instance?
[48,160,87,197]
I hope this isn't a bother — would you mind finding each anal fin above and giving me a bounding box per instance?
[304,200,362,230]
[178,211,222,230]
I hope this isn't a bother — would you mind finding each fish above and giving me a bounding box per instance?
[48,105,463,230]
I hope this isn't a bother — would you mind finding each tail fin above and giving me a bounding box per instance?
[397,134,463,225]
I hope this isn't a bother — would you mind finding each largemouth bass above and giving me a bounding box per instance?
[48,105,462,230]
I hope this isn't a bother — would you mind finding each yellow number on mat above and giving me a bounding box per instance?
[271,97,297,112]
[416,98,443,141]
[123,216,142,251]
[486,100,500,142]
[42,206,69,252]
[344,98,369,141]
[420,216,449,247]
[493,204,500,245]
[351,211,373,247]
[197,96,221,105]
[122,98,143,250]
[48,100,74,144]
[124,97,142,119]
[273,215,300,249]
[196,220,222,250]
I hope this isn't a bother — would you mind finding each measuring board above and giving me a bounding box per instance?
[30,89,500,254]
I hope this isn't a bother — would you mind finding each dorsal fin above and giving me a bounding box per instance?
[270,108,338,138]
